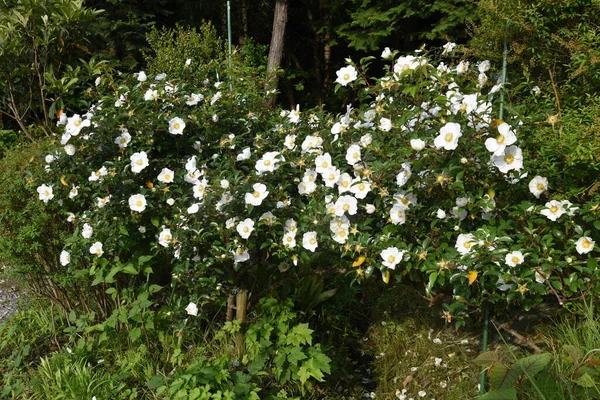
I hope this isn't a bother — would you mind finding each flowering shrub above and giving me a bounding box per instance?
[33,45,600,329]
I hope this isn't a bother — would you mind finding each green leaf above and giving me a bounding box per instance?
[122,263,138,275]
[285,324,313,346]
[512,353,551,380]
[129,327,141,343]
[474,351,499,367]
[479,387,517,400]
[562,344,584,362]
[287,347,307,366]
[575,372,596,388]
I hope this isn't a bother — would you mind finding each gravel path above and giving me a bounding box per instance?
[0,278,19,322]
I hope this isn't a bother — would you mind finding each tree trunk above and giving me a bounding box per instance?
[238,0,248,46]
[235,289,248,358]
[323,30,332,87]
[265,0,289,107]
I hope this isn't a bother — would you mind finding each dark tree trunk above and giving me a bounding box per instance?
[265,0,289,107]
[238,0,248,46]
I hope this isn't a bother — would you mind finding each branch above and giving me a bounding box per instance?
[492,317,543,354]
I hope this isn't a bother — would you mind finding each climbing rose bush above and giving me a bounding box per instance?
[35,47,600,325]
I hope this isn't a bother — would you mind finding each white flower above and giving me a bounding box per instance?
[157,168,175,183]
[532,86,541,96]
[97,196,111,208]
[378,117,392,132]
[434,122,462,150]
[389,204,406,225]
[381,47,392,59]
[335,65,358,86]
[575,237,595,255]
[82,223,93,239]
[187,203,200,214]
[185,302,198,316]
[185,93,204,106]
[381,247,404,269]
[69,186,79,199]
[237,147,251,161]
[129,194,147,212]
[322,167,341,188]
[346,144,362,165]
[60,250,70,266]
[396,165,412,187]
[233,247,250,263]
[284,134,296,150]
[455,233,475,255]
[302,232,318,252]
[283,231,297,248]
[65,114,90,136]
[337,173,354,193]
[360,134,373,147]
[315,153,333,174]
[259,211,276,225]
[492,145,523,174]
[505,250,525,267]
[144,89,158,101]
[158,228,173,247]
[166,198,175,206]
[301,135,323,153]
[288,104,301,124]
[245,183,269,206]
[350,180,371,199]
[37,184,54,203]
[155,73,167,80]
[456,60,469,74]
[535,271,547,283]
[220,179,230,189]
[331,226,349,244]
[478,60,491,73]
[89,242,104,257]
[394,55,421,73]
[89,166,108,182]
[528,176,548,198]
[436,209,447,219]
[193,178,208,200]
[298,180,317,195]
[64,144,76,155]
[333,195,358,216]
[114,131,131,148]
[255,151,282,174]
[540,200,565,221]
[137,71,147,82]
[365,204,376,214]
[478,72,488,86]
[285,219,297,233]
[485,123,517,156]
[45,154,54,163]
[236,218,255,239]
[410,138,426,151]
[169,117,185,135]
[442,42,456,55]
[130,151,149,173]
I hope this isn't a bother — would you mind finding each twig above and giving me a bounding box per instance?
[492,317,543,354]
[547,67,561,115]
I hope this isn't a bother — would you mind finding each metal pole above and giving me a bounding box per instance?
[227,1,232,69]
[479,304,490,395]
[498,22,509,121]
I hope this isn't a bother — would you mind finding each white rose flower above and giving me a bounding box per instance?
[236,218,255,239]
[60,250,70,266]
[335,65,358,86]
[157,168,175,183]
[185,302,198,316]
[37,184,54,203]
[130,151,149,173]
[89,242,104,257]
[575,237,595,255]
[505,250,525,267]
[129,194,147,212]
[302,231,318,252]
[168,117,185,135]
